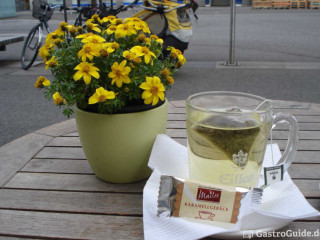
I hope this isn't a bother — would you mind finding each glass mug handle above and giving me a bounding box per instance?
[271,113,299,172]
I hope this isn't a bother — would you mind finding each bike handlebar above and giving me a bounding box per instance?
[141,0,197,14]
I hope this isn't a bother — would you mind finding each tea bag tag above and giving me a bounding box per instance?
[263,164,284,185]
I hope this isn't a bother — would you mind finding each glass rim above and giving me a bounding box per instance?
[186,91,273,114]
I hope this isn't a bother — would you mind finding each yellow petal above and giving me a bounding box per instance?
[90,70,100,79]
[115,78,122,88]
[139,82,150,90]
[158,91,165,101]
[106,91,116,99]
[152,95,159,106]
[43,79,51,86]
[153,76,161,85]
[144,54,151,64]
[122,76,131,84]
[73,71,83,81]
[144,96,153,105]
[108,72,116,78]
[96,87,106,96]
[83,73,91,85]
[120,60,127,68]
[88,94,99,104]
[142,90,152,99]
[158,84,165,92]
[123,66,131,75]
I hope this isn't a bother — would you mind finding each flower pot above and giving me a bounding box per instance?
[75,100,168,183]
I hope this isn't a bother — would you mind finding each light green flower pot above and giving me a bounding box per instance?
[75,100,168,183]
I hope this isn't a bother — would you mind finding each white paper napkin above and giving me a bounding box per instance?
[143,134,320,240]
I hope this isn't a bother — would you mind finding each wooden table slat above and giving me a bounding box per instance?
[0,189,142,215]
[4,173,146,193]
[35,147,86,159]
[21,159,93,174]
[0,209,143,239]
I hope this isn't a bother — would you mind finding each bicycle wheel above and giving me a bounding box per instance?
[133,10,168,38]
[21,24,42,70]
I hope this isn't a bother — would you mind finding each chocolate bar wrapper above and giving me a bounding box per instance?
[158,175,263,224]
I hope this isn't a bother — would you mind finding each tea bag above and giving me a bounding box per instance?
[190,114,261,166]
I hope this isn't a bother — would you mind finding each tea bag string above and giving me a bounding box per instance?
[254,99,275,166]
[253,99,272,112]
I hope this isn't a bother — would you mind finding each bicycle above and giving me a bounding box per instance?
[21,0,59,70]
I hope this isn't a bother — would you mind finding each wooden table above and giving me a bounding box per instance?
[0,100,319,239]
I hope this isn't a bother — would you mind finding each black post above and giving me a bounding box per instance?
[63,0,68,23]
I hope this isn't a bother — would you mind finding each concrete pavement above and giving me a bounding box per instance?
[0,6,320,146]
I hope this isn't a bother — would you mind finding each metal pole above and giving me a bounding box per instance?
[63,0,68,23]
[226,0,238,66]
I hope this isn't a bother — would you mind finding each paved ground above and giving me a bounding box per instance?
[0,6,320,146]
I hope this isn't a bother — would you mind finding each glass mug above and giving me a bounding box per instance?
[186,91,299,188]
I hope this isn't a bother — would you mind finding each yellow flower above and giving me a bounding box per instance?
[100,48,109,57]
[115,18,123,25]
[90,14,101,23]
[151,35,163,45]
[176,60,185,68]
[136,33,146,42]
[76,32,96,39]
[77,26,83,33]
[144,37,151,46]
[59,22,68,31]
[78,43,101,61]
[88,87,116,104]
[66,24,77,36]
[108,60,131,88]
[133,57,141,64]
[86,22,101,33]
[166,76,174,85]
[35,76,50,88]
[45,56,58,69]
[139,76,165,106]
[101,15,117,24]
[104,42,120,54]
[45,28,64,44]
[73,62,100,85]
[53,92,66,105]
[39,43,53,62]
[104,25,117,35]
[53,38,63,47]
[126,17,150,33]
[123,50,136,61]
[130,46,156,64]
[115,22,136,38]
[168,47,186,64]
[81,34,106,44]
[160,67,171,77]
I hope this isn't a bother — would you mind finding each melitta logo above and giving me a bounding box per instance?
[196,187,222,203]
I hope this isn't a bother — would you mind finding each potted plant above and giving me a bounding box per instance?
[35,14,186,183]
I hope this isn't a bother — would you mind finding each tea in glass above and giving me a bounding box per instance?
[188,111,271,188]
[186,92,298,188]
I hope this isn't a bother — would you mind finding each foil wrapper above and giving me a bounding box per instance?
[158,175,263,223]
